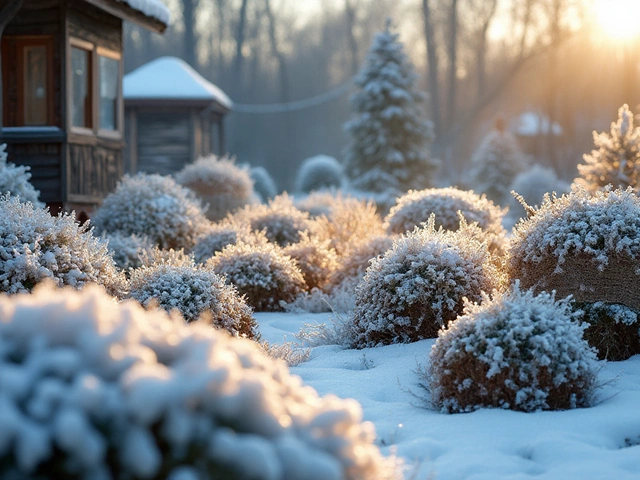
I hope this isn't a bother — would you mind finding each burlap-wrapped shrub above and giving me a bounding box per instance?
[207,240,306,311]
[0,283,400,480]
[308,193,384,258]
[0,143,43,206]
[128,253,257,338]
[175,155,257,221]
[283,233,339,291]
[0,195,123,295]
[428,285,598,413]
[191,221,253,264]
[230,193,313,247]
[384,187,507,254]
[508,187,640,360]
[347,218,500,348]
[91,173,208,250]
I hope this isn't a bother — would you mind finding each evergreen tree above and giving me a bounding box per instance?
[468,118,527,205]
[576,104,640,193]
[343,20,437,200]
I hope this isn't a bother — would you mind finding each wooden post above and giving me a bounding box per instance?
[218,117,225,155]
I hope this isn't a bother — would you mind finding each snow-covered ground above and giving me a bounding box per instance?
[257,312,640,480]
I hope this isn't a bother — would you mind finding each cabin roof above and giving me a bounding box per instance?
[117,0,171,25]
[81,0,171,33]
[123,57,233,111]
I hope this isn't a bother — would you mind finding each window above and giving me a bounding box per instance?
[71,46,92,129]
[1,36,54,127]
[98,53,119,131]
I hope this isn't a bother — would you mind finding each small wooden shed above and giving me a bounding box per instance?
[123,57,232,176]
[0,0,170,214]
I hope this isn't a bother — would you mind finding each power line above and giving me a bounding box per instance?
[232,80,354,114]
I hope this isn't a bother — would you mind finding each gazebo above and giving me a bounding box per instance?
[0,0,170,214]
[123,56,232,176]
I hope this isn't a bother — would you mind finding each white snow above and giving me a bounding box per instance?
[515,111,563,137]
[117,0,171,26]
[257,311,640,480]
[123,57,232,109]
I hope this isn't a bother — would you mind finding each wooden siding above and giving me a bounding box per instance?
[67,142,122,202]
[136,111,191,175]
[67,0,121,52]
[5,142,62,203]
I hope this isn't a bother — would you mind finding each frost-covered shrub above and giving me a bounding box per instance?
[508,164,569,222]
[384,187,507,254]
[0,195,123,295]
[128,256,257,338]
[231,193,313,247]
[175,155,257,221]
[295,155,344,194]
[468,123,528,205]
[250,165,278,202]
[283,234,339,291]
[347,218,499,348]
[0,143,43,206]
[207,240,306,311]
[0,283,399,480]
[578,302,640,361]
[191,221,253,264]
[101,232,154,271]
[508,187,640,360]
[91,173,208,250]
[575,104,640,193]
[309,193,384,258]
[428,285,598,413]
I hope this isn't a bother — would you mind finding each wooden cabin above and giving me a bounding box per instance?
[123,56,232,176]
[0,0,170,214]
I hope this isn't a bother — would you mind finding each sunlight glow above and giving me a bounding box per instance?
[593,0,640,42]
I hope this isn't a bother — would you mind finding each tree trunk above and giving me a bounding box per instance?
[344,0,359,75]
[232,0,249,93]
[182,0,198,68]
[0,0,26,137]
[446,0,458,130]
[263,0,288,102]
[475,0,497,101]
[422,0,442,139]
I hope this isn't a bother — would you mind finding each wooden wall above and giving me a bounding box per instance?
[67,141,122,202]
[136,111,192,175]
[5,142,62,203]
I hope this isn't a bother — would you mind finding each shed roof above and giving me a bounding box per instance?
[83,0,171,33]
[123,57,233,112]
[117,0,171,25]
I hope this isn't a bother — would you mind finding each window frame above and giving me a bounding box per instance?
[1,35,55,128]
[67,38,123,139]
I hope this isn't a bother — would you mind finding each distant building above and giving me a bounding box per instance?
[0,0,170,214]
[513,111,563,157]
[123,57,232,176]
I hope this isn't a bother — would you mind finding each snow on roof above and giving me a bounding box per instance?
[515,111,563,137]
[124,57,232,110]
[117,0,171,25]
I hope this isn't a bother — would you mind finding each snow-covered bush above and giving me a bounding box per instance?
[508,164,569,222]
[309,193,384,258]
[250,165,278,202]
[508,187,640,360]
[384,187,507,254]
[191,221,253,264]
[468,121,528,205]
[101,232,154,271]
[575,104,640,193]
[344,20,438,198]
[230,193,313,247]
[175,155,257,221]
[295,155,344,194]
[128,255,257,338]
[0,194,123,295]
[427,285,598,413]
[283,233,339,291]
[91,173,208,250]
[295,191,340,217]
[0,283,400,480]
[207,239,306,311]
[0,143,43,206]
[578,302,640,361]
[347,218,499,348]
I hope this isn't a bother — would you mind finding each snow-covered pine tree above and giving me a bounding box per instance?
[343,20,437,200]
[468,117,527,205]
[576,104,640,193]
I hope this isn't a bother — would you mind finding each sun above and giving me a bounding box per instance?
[593,0,640,42]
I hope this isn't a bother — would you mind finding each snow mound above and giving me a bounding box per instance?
[428,284,598,413]
[0,283,399,479]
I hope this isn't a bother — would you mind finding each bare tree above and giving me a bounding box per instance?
[264,0,288,102]
[232,0,250,92]
[0,0,26,134]
[344,0,360,75]
[182,0,198,68]
[422,0,443,138]
[445,0,458,129]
